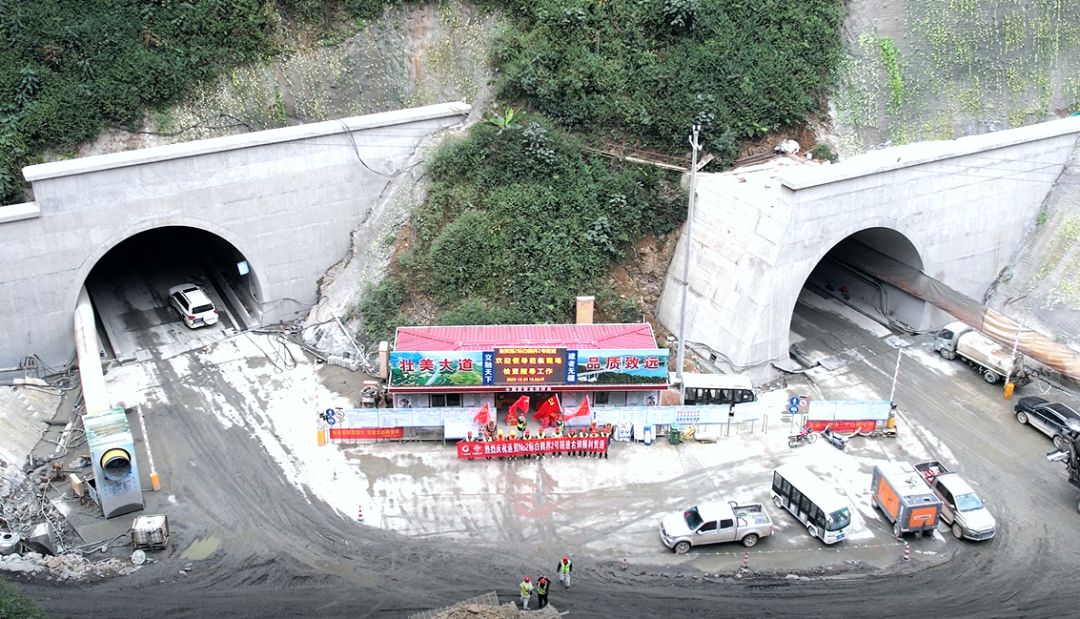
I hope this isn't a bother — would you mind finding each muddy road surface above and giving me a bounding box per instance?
[12,296,1080,618]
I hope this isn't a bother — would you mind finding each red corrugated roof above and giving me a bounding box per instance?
[394,323,659,352]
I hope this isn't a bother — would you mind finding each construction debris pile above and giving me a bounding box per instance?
[0,550,141,580]
[413,595,563,619]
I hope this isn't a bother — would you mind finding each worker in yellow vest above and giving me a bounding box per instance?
[557,556,573,590]
[519,576,534,610]
[536,575,550,608]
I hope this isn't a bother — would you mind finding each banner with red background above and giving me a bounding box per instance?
[457,437,606,459]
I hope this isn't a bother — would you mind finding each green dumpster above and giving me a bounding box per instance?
[669,425,682,445]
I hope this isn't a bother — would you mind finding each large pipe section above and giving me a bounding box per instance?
[73,288,144,517]
[74,287,110,415]
[838,241,1080,383]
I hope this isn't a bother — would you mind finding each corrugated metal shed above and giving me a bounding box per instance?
[394,323,659,352]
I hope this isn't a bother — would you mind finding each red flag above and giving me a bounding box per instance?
[472,403,490,425]
[509,395,531,418]
[566,396,591,420]
[533,394,561,422]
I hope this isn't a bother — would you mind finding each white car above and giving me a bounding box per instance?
[169,284,219,329]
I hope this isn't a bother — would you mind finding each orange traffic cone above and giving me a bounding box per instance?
[742,552,749,570]
[903,542,910,562]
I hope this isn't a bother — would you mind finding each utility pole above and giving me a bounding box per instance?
[676,125,701,386]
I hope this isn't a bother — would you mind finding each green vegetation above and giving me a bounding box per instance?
[0,577,51,619]
[361,0,847,337]
[834,1,1080,155]
[1,0,849,337]
[485,0,845,159]
[877,37,903,113]
[360,116,685,339]
[0,0,408,205]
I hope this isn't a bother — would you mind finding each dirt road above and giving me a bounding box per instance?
[12,297,1080,618]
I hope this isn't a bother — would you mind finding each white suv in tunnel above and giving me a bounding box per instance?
[169,284,219,329]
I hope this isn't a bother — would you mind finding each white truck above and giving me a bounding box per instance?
[933,321,1032,386]
[660,501,774,554]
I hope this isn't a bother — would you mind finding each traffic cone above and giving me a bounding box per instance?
[742,552,749,570]
[357,506,365,522]
[621,557,627,571]
[903,542,910,562]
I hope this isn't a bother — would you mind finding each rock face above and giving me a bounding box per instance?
[831,1,1080,157]
[985,141,1080,375]
[67,1,499,156]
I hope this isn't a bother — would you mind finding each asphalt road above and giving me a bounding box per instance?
[13,291,1080,619]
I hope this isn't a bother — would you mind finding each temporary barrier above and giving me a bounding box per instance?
[806,401,891,433]
[324,400,881,443]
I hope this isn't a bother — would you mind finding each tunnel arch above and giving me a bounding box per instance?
[798,227,928,332]
[70,219,265,323]
[76,223,264,360]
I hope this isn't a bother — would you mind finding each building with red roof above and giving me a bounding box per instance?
[387,323,669,414]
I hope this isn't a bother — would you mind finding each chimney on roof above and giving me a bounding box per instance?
[576,296,595,325]
[378,341,390,379]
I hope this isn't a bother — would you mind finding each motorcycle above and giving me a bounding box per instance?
[788,426,818,448]
[821,425,849,451]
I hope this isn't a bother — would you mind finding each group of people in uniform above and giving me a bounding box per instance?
[464,416,612,460]
[519,556,573,610]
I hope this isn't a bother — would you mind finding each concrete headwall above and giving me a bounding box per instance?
[657,116,1080,375]
[0,103,470,371]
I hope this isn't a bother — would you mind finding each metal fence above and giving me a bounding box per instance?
[408,591,500,619]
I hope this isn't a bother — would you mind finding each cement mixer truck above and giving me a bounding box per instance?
[934,321,1032,386]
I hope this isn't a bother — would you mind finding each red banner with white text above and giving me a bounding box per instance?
[457,437,606,459]
[805,420,877,434]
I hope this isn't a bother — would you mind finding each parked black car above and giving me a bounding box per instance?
[1014,397,1080,450]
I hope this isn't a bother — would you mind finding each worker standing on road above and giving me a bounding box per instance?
[558,556,573,590]
[517,415,528,437]
[536,575,550,608]
[519,576,534,610]
[497,429,505,461]
[553,425,562,458]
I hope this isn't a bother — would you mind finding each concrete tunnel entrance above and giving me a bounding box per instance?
[84,226,260,361]
[801,228,928,333]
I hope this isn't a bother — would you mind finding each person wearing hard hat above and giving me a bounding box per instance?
[509,430,517,460]
[536,575,550,609]
[557,555,573,590]
[519,575,534,610]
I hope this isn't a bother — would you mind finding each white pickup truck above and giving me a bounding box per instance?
[660,501,774,554]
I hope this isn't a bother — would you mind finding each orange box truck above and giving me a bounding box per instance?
[870,461,942,538]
